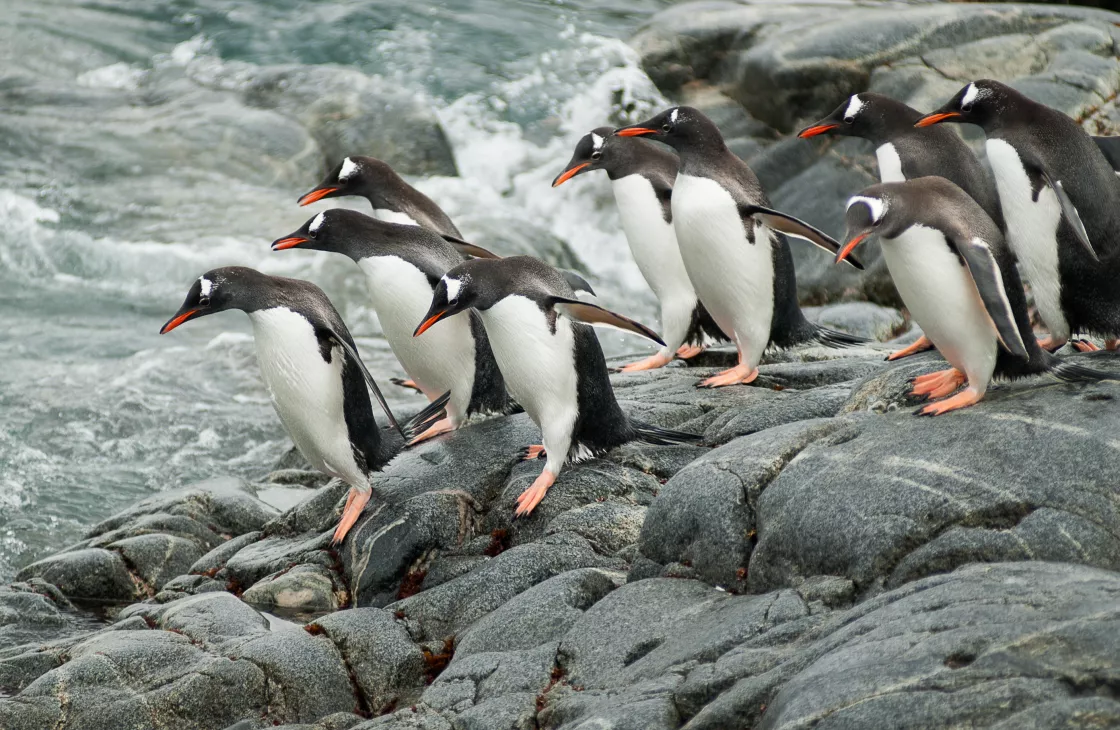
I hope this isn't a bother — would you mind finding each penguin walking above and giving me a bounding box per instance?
[413,256,699,516]
[273,210,514,443]
[298,156,462,238]
[615,107,867,388]
[836,177,1107,415]
[916,80,1120,352]
[552,127,728,371]
[160,267,447,542]
[799,91,1007,360]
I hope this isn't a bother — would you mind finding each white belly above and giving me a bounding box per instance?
[479,296,578,474]
[876,143,905,183]
[671,173,774,367]
[611,175,699,353]
[249,307,368,489]
[881,226,998,391]
[986,138,1067,341]
[358,256,476,424]
[373,209,420,227]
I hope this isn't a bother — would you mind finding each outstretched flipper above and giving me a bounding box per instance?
[439,234,502,260]
[739,203,865,270]
[326,330,406,439]
[952,236,1029,359]
[549,297,665,346]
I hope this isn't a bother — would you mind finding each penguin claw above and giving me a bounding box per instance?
[332,488,372,544]
[1071,339,1101,353]
[406,418,454,446]
[514,469,557,517]
[697,365,759,388]
[1107,338,1119,351]
[886,335,933,361]
[910,368,965,398]
[519,445,546,461]
[675,344,705,360]
[915,389,983,416]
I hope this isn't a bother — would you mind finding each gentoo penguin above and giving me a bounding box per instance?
[916,80,1120,352]
[298,156,462,238]
[273,210,515,443]
[615,107,868,388]
[799,91,1006,361]
[552,127,729,371]
[160,267,447,542]
[837,177,1106,414]
[413,256,699,515]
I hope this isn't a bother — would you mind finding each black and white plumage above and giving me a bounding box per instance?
[615,106,867,388]
[160,267,446,542]
[273,210,515,439]
[917,80,1120,351]
[552,126,727,371]
[298,156,462,238]
[838,178,1107,415]
[413,256,699,516]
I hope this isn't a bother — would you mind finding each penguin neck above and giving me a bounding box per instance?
[676,139,735,178]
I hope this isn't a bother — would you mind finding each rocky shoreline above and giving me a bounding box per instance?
[4,2,1120,728]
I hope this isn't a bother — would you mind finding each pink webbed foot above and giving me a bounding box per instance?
[676,344,705,360]
[333,488,372,544]
[917,388,984,416]
[887,335,934,361]
[407,417,454,446]
[520,444,546,461]
[619,351,674,372]
[514,469,557,517]
[1036,336,1067,352]
[698,364,759,388]
[910,368,965,399]
[1070,339,1101,353]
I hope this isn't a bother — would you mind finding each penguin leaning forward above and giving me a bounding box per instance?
[799,91,1007,360]
[615,106,868,388]
[836,177,1108,415]
[160,267,448,542]
[273,209,516,443]
[552,126,729,371]
[916,79,1120,352]
[413,255,700,516]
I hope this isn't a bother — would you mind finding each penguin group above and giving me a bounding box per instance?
[163,76,1117,543]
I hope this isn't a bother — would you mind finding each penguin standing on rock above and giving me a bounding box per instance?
[836,177,1108,415]
[298,156,463,238]
[160,267,447,542]
[615,107,868,388]
[413,256,699,516]
[272,210,514,443]
[552,127,728,371]
[799,92,1006,361]
[916,80,1120,352]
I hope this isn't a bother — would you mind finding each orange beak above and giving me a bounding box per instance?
[798,123,839,138]
[160,309,199,334]
[835,233,868,264]
[272,236,308,251]
[615,127,656,137]
[297,187,338,206]
[915,112,961,128]
[552,162,590,187]
[413,310,450,337]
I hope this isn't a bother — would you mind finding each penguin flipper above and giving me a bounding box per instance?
[402,390,452,443]
[630,420,701,446]
[738,203,865,270]
[440,234,502,260]
[549,297,664,346]
[328,331,407,439]
[952,236,1029,359]
[1020,153,1097,261]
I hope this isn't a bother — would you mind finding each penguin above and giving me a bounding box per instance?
[298,155,462,238]
[1093,136,1120,173]
[836,177,1107,415]
[615,107,868,388]
[915,79,1120,352]
[160,267,448,542]
[799,91,1007,361]
[552,126,729,371]
[413,256,699,516]
[272,209,515,443]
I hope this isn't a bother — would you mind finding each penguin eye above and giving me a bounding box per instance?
[590,151,601,161]
[661,123,673,133]
[960,102,973,113]
[843,115,855,124]
[198,295,211,307]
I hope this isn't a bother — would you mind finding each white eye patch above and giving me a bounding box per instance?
[961,82,985,107]
[844,95,864,121]
[669,108,679,123]
[847,195,886,223]
[590,132,604,151]
[442,275,462,302]
[338,157,359,181]
[199,276,213,297]
[310,212,325,234]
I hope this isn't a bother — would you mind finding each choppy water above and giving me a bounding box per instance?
[0,0,675,579]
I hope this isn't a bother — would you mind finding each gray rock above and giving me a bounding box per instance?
[243,563,345,613]
[353,705,452,729]
[545,503,648,556]
[107,534,204,591]
[190,530,264,577]
[15,548,138,602]
[423,643,558,716]
[806,302,906,342]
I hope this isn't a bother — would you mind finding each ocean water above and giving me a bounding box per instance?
[0,0,676,579]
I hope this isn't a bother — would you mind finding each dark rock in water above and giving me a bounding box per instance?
[107,534,204,592]
[16,548,138,602]
[0,580,78,653]
[190,530,264,577]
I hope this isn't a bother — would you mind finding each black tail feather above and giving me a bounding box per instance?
[1049,359,1113,384]
[632,420,701,446]
[401,390,451,442]
[811,324,870,349]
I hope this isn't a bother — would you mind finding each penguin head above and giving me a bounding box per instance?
[552,127,616,187]
[799,93,918,144]
[837,188,905,264]
[272,209,391,262]
[614,106,718,151]
[160,267,260,334]
[297,156,398,207]
[916,80,1009,131]
[414,259,514,336]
